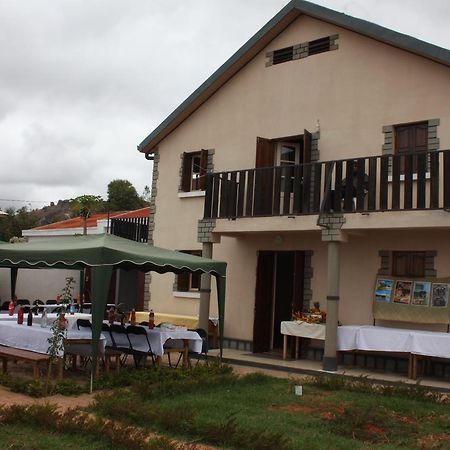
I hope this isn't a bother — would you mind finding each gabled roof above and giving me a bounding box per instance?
[31,207,150,231]
[138,0,450,154]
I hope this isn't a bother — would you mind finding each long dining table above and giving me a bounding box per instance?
[107,322,203,368]
[281,321,450,378]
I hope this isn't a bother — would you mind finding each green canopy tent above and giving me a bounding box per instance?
[0,234,227,382]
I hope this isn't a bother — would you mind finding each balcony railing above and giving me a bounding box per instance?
[110,217,149,242]
[203,149,450,219]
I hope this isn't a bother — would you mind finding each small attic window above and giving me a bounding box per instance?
[273,46,294,65]
[308,36,331,56]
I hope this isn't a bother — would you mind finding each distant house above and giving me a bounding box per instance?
[137,0,450,371]
[0,207,150,310]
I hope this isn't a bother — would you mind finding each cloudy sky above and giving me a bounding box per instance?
[0,0,449,211]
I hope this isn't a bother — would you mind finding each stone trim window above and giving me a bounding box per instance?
[179,149,215,193]
[378,250,437,278]
[173,250,202,292]
[266,34,338,67]
[382,119,440,174]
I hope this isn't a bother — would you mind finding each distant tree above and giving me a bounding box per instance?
[0,207,39,242]
[70,195,103,235]
[107,179,145,212]
[141,185,151,204]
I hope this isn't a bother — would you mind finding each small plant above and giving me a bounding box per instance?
[60,276,75,306]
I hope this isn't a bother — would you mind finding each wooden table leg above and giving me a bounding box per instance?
[33,363,39,380]
[182,339,189,368]
[283,334,288,360]
[295,337,301,359]
[115,355,120,374]
[156,356,162,366]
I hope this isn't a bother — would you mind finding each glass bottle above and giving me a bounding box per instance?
[17,305,24,324]
[8,299,14,316]
[40,309,48,328]
[130,308,136,326]
[148,309,155,329]
[27,309,33,326]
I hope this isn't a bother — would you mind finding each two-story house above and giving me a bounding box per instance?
[137,0,450,371]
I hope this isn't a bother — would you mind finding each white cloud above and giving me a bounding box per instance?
[0,0,448,210]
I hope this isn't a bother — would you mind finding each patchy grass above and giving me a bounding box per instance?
[90,366,450,450]
[2,362,450,449]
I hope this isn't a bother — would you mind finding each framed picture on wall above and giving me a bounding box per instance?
[431,283,449,307]
[411,281,431,306]
[392,280,412,304]
[374,278,393,302]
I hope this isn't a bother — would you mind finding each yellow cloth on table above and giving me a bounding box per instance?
[135,312,199,329]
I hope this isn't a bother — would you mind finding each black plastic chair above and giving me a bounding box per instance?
[0,301,9,311]
[101,323,115,348]
[32,299,44,313]
[17,299,30,306]
[174,328,208,368]
[46,299,57,305]
[109,324,132,364]
[76,319,92,331]
[126,325,156,368]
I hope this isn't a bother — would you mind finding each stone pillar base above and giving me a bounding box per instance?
[322,356,338,372]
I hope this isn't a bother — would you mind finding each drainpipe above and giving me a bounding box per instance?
[198,242,213,331]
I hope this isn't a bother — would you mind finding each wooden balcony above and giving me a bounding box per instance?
[203,150,450,219]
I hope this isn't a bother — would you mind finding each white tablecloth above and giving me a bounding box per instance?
[280,321,359,351]
[281,321,326,340]
[280,322,450,359]
[356,326,450,359]
[0,313,92,330]
[148,329,202,357]
[0,321,105,356]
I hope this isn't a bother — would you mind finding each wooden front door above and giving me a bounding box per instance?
[253,250,305,353]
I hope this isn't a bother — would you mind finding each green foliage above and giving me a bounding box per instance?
[70,194,103,219]
[0,373,88,397]
[0,206,40,242]
[301,374,450,403]
[0,403,181,450]
[70,194,103,235]
[107,179,146,211]
[60,276,75,304]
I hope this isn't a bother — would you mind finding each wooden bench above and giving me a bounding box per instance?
[0,345,50,380]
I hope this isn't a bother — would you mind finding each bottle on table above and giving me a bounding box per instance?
[148,309,155,329]
[130,308,136,326]
[70,303,75,315]
[27,309,33,326]
[8,299,15,316]
[40,309,48,328]
[17,305,24,324]
[108,306,115,324]
[56,294,61,304]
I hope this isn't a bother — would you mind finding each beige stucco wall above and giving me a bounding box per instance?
[147,14,450,342]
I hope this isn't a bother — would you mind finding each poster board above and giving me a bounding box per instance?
[373,277,450,324]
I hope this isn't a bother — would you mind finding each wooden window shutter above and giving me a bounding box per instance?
[411,253,425,277]
[177,272,190,291]
[255,137,275,167]
[199,149,209,190]
[181,152,193,192]
[303,129,312,163]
